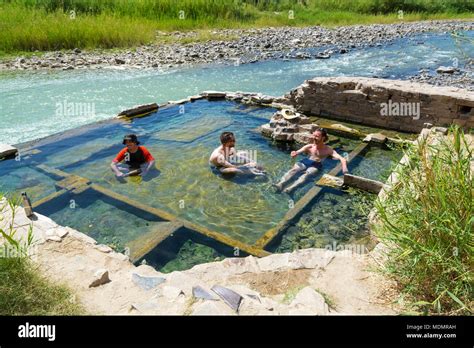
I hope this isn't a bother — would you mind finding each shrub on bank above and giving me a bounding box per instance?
[0,195,84,315]
[374,127,473,315]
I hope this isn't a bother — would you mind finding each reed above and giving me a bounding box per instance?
[373,127,473,315]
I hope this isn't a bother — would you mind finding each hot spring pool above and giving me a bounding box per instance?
[0,99,403,272]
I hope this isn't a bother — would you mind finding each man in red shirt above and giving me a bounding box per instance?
[111,134,155,178]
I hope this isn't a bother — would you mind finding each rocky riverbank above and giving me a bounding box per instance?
[1,20,472,75]
[409,69,474,91]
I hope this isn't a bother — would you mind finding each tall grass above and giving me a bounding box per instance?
[0,194,84,315]
[373,127,473,315]
[0,0,472,54]
[7,0,474,15]
[0,5,157,52]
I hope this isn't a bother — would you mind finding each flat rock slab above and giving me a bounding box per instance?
[363,133,387,144]
[343,174,386,194]
[211,285,243,312]
[118,103,158,117]
[131,272,165,291]
[436,66,458,74]
[192,286,218,301]
[200,91,227,99]
[0,144,18,159]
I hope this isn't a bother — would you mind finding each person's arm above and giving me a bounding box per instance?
[290,144,310,158]
[217,154,237,168]
[141,159,155,176]
[140,147,155,176]
[110,162,124,177]
[331,149,349,174]
[111,149,127,177]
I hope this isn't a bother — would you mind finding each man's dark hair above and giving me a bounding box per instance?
[220,131,235,145]
[315,128,328,142]
[123,134,140,145]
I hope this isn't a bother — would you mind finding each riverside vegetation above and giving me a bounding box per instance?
[0,195,84,315]
[373,127,473,315]
[0,0,473,55]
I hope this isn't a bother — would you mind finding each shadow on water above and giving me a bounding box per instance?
[137,227,249,273]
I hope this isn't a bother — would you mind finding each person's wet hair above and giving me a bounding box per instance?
[314,128,328,142]
[220,131,235,145]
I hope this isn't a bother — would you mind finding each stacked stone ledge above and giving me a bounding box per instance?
[261,108,315,143]
[283,77,474,133]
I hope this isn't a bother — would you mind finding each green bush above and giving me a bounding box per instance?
[0,195,85,315]
[373,127,473,315]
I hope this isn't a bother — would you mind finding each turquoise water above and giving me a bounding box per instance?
[1,31,472,145]
[2,30,463,271]
[0,100,399,250]
[271,146,403,254]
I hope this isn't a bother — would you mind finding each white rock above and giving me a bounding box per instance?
[130,301,159,314]
[190,300,235,316]
[0,143,18,159]
[107,252,129,262]
[363,133,387,144]
[257,253,290,271]
[32,213,58,229]
[56,228,69,238]
[238,298,274,315]
[161,286,184,300]
[164,272,201,296]
[88,269,111,288]
[189,95,204,101]
[200,91,226,99]
[66,227,97,245]
[46,235,62,242]
[45,226,68,239]
[135,264,164,277]
[222,256,261,275]
[95,244,112,253]
[293,248,335,269]
[436,66,457,74]
[288,287,329,315]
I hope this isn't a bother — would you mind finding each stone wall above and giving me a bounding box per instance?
[285,77,474,133]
